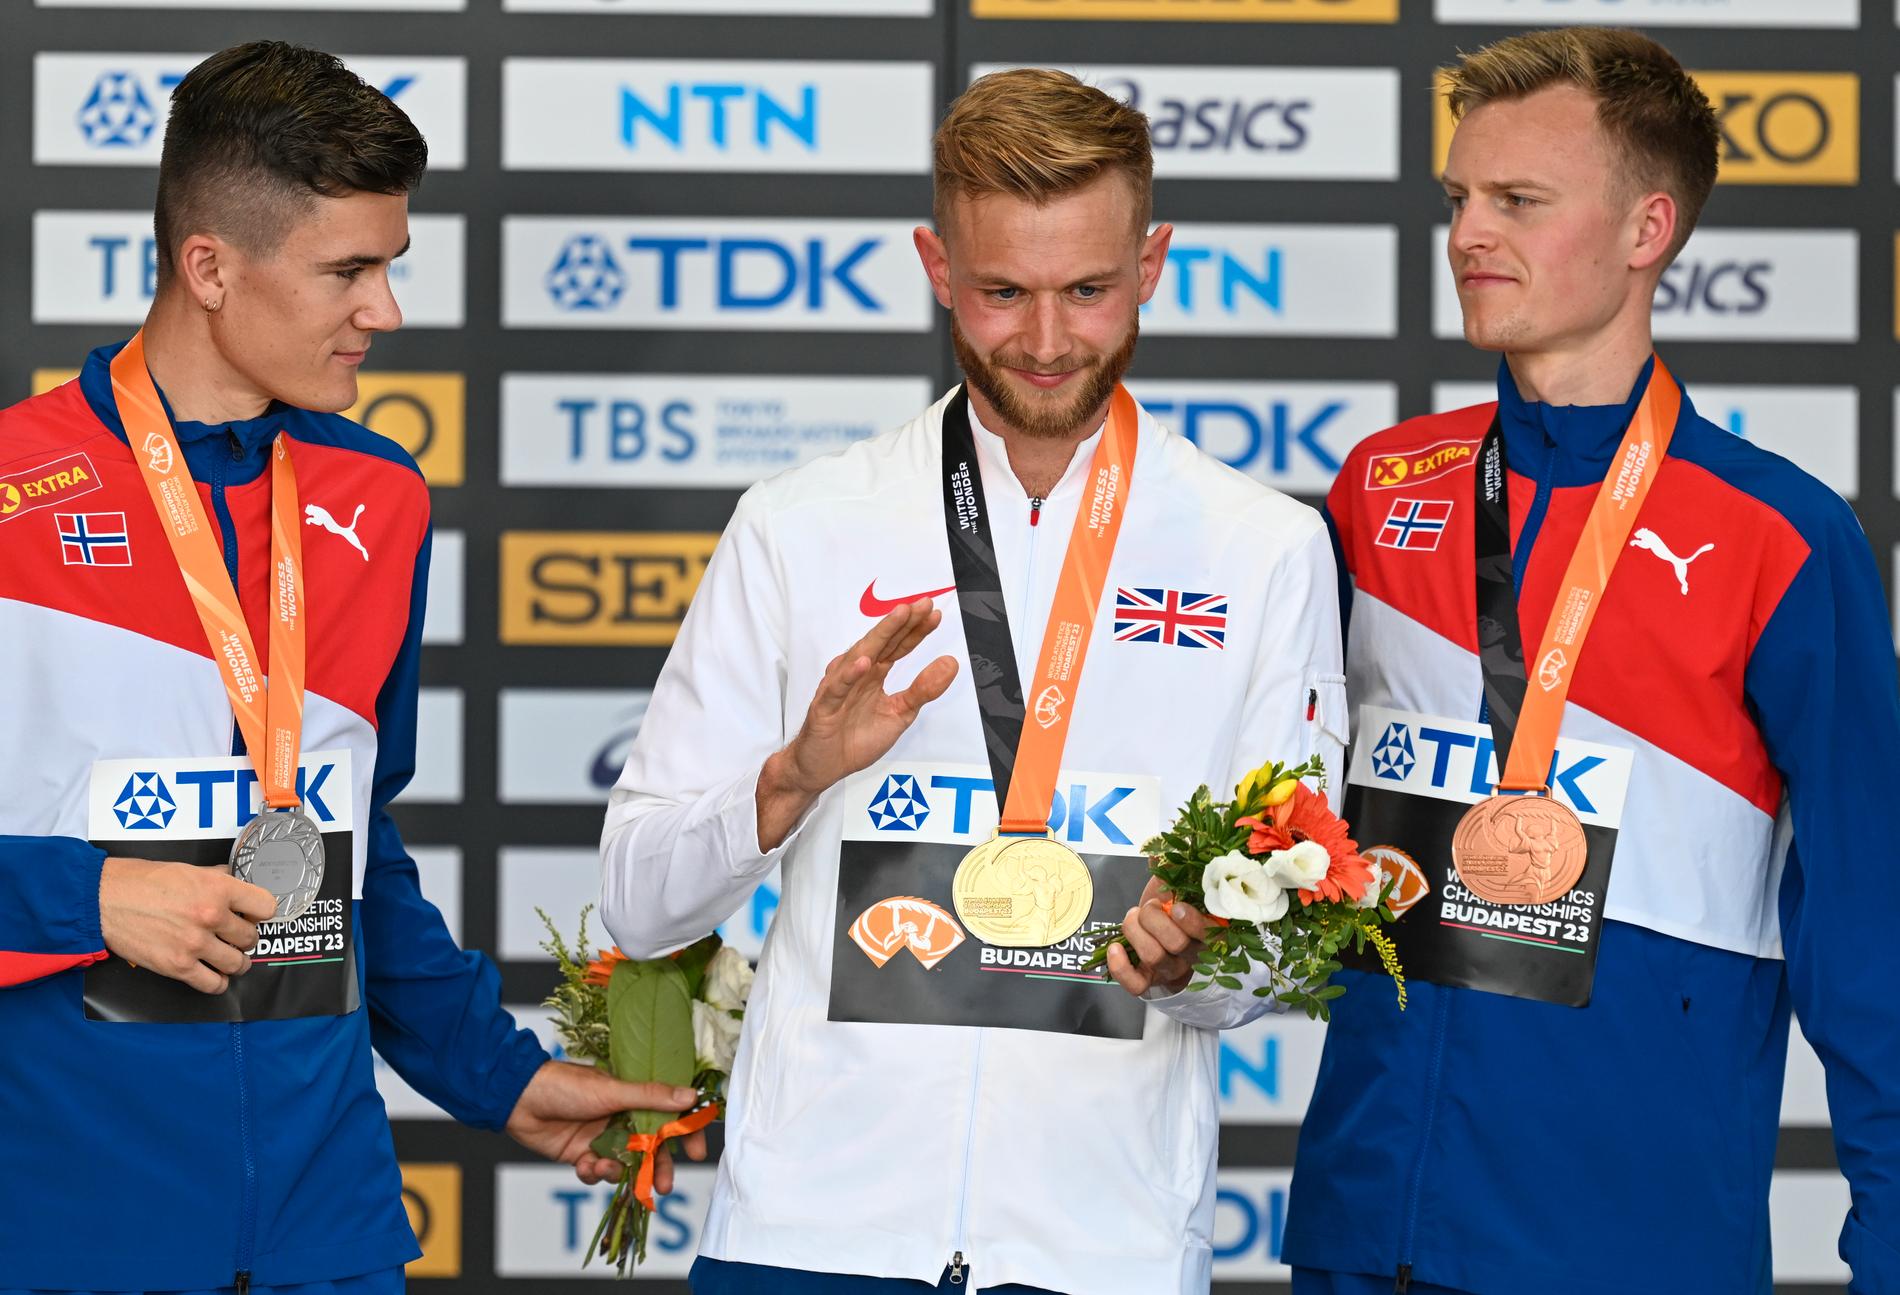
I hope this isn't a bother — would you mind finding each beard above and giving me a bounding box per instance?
[952,313,1139,441]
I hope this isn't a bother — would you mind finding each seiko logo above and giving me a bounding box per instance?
[500,531,718,645]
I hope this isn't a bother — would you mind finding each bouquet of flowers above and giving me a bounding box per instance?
[1085,756,1406,1019]
[539,907,753,1275]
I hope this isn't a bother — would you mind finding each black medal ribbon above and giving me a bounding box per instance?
[1474,417,1529,759]
[939,388,1030,810]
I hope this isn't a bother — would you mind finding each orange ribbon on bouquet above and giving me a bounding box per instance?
[625,1102,720,1211]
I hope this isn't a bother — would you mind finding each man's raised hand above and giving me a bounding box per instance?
[755,599,959,850]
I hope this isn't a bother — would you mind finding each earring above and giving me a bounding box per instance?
[203,297,222,313]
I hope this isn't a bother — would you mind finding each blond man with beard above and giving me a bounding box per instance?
[600,69,1346,1294]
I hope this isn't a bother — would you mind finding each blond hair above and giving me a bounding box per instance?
[932,68,1153,234]
[1443,27,1719,258]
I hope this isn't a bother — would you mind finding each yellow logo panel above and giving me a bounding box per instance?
[346,373,466,487]
[972,0,1395,21]
[400,1163,462,1279]
[1433,73,1858,185]
[501,531,720,645]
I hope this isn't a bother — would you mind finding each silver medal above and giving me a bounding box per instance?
[230,808,326,922]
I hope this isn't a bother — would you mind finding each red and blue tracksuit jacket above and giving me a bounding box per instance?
[1285,359,1900,1294]
[0,340,545,1291]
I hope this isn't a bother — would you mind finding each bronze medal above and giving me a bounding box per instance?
[952,832,1094,948]
[1451,794,1587,907]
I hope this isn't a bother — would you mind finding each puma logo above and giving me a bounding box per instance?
[304,503,369,562]
[1629,527,1713,595]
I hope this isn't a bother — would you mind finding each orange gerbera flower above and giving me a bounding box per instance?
[583,947,632,986]
[1241,783,1376,907]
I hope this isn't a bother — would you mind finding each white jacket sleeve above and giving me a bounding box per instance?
[599,488,807,958]
[1144,517,1348,1031]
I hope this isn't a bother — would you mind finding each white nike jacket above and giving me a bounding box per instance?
[599,387,1345,1294]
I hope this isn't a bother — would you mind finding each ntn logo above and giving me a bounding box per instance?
[622,82,817,149]
[1155,246,1281,312]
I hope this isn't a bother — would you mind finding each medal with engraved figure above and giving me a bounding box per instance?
[1452,794,1587,906]
[953,833,1095,947]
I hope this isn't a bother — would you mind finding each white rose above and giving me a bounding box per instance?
[1266,840,1332,892]
[703,945,755,1012]
[692,999,743,1076]
[1358,859,1387,909]
[1201,851,1290,923]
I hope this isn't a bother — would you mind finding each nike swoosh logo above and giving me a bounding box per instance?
[860,581,956,617]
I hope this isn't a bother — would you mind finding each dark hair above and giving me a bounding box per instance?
[154,41,427,282]
[1443,27,1719,261]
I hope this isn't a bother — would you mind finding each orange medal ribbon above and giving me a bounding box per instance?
[995,384,1139,834]
[1495,358,1680,793]
[625,1102,720,1212]
[111,331,309,811]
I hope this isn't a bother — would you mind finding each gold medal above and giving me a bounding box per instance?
[1451,794,1588,907]
[952,832,1095,947]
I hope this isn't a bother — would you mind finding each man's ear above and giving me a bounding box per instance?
[1627,190,1678,274]
[914,224,953,311]
[1136,223,1174,307]
[174,232,235,308]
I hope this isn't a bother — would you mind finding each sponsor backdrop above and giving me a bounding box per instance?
[5,0,1892,1288]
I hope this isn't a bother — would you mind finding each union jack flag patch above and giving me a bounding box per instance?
[1113,587,1228,650]
[1375,499,1453,552]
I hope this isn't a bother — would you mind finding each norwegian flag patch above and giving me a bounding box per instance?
[56,512,131,566]
[1113,588,1228,649]
[1375,499,1453,552]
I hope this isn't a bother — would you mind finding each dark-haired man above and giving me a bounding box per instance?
[1286,27,1900,1295]
[0,41,700,1294]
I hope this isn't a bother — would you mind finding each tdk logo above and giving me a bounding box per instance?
[113,772,176,830]
[1371,723,1415,781]
[623,81,817,152]
[546,236,626,311]
[77,72,159,147]
[1655,260,1770,316]
[541,232,884,313]
[1135,381,1393,493]
[872,774,1137,846]
[868,774,929,831]
[1156,245,1282,315]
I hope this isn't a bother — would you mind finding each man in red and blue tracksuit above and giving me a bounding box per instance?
[1286,29,1900,1295]
[0,42,696,1294]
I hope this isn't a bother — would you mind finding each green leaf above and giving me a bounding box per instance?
[670,934,723,1000]
[607,958,697,1135]
[1187,980,1212,992]
[1214,974,1242,990]
[1316,983,1347,1000]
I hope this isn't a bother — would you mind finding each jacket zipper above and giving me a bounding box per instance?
[213,430,261,1294]
[947,493,1047,1282]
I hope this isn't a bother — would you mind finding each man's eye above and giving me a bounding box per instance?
[336,267,365,282]
[1505,194,1536,209]
[1443,194,1466,211]
[1073,285,1102,300]
[990,287,1019,302]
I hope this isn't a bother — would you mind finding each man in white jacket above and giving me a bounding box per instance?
[600,69,1347,1295]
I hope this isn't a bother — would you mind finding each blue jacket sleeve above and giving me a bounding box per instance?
[361,525,548,1130]
[1745,494,1900,1292]
[0,836,108,986]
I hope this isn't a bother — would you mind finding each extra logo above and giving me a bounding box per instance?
[1375,499,1453,552]
[867,773,929,831]
[56,512,131,566]
[848,896,966,970]
[1370,722,1416,781]
[1365,439,1475,490]
[1630,528,1715,595]
[1113,587,1229,649]
[305,502,371,561]
[113,772,176,830]
[0,452,101,523]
